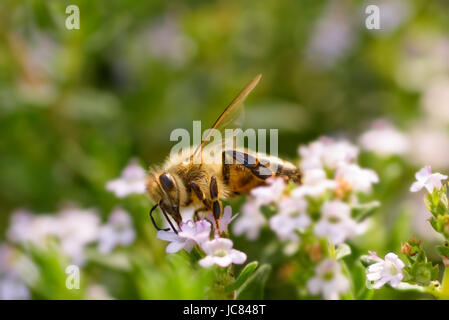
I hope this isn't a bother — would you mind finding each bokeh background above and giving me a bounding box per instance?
[0,0,449,299]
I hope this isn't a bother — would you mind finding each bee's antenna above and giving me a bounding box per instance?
[160,205,179,235]
[149,203,170,232]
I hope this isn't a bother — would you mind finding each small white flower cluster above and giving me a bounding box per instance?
[363,166,447,291]
[410,165,448,193]
[231,138,380,300]
[157,206,247,268]
[307,259,350,300]
[106,159,147,198]
[0,245,31,300]
[6,206,135,265]
[97,208,136,254]
[358,119,410,157]
[234,137,377,246]
[365,251,405,289]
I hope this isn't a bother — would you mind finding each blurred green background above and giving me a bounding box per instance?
[0,0,449,299]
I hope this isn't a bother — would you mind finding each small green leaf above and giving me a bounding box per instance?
[426,186,449,219]
[407,262,439,286]
[335,243,351,260]
[437,242,449,258]
[236,264,272,299]
[225,261,259,292]
[352,201,380,221]
[84,249,131,271]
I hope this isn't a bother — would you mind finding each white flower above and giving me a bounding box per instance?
[56,208,101,265]
[366,251,405,289]
[7,207,103,265]
[233,201,266,240]
[269,197,311,241]
[157,230,193,254]
[106,159,146,198]
[335,163,379,193]
[208,206,238,235]
[0,245,32,300]
[250,177,286,205]
[372,0,410,35]
[358,120,410,156]
[178,219,211,244]
[298,140,326,171]
[410,165,447,193]
[97,208,136,254]
[322,140,359,170]
[306,0,354,68]
[7,209,59,245]
[307,259,349,300]
[144,15,195,67]
[199,238,246,268]
[8,207,101,265]
[299,138,358,171]
[157,219,211,253]
[0,276,30,300]
[0,245,14,273]
[86,284,114,300]
[291,168,337,198]
[315,200,366,245]
[0,245,39,287]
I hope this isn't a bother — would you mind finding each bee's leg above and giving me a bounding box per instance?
[222,151,231,184]
[160,206,179,234]
[226,150,274,180]
[193,207,208,221]
[191,180,221,230]
[209,176,222,231]
[149,204,170,232]
[191,182,211,209]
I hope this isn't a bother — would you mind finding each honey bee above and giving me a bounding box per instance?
[146,74,301,234]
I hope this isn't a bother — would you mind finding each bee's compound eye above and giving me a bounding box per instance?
[159,173,175,191]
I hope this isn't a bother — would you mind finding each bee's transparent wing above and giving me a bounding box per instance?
[192,74,262,160]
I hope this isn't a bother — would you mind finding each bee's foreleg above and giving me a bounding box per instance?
[149,203,170,232]
[159,205,179,234]
[191,179,222,231]
[226,150,274,180]
[209,176,222,231]
[191,182,211,209]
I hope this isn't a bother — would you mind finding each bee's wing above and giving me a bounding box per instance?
[192,74,262,159]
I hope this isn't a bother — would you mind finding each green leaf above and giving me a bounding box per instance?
[84,249,132,271]
[348,261,373,300]
[335,243,351,260]
[437,242,449,257]
[426,185,449,219]
[225,261,259,292]
[352,201,380,221]
[409,262,439,286]
[403,260,439,287]
[236,264,272,300]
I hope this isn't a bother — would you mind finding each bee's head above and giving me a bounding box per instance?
[146,170,182,224]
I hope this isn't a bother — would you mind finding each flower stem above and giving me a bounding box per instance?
[207,266,235,300]
[439,265,449,299]
[328,241,336,259]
